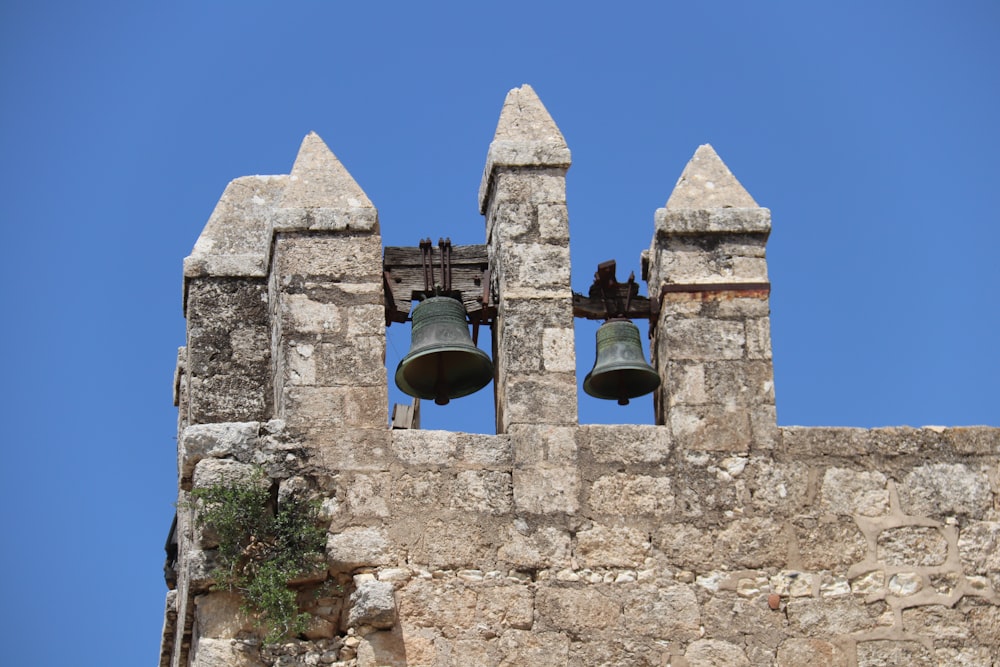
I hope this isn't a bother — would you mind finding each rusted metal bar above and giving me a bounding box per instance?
[660,282,771,295]
[383,242,495,327]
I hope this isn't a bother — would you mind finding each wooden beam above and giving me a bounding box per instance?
[383,244,493,324]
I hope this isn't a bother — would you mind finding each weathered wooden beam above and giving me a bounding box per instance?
[572,291,652,320]
[383,244,493,324]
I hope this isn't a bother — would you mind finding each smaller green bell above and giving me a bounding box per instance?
[583,319,660,405]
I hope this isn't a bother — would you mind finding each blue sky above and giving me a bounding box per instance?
[1,2,997,665]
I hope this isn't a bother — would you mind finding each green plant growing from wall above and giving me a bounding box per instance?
[190,471,326,644]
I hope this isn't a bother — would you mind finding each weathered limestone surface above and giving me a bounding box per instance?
[162,89,1000,667]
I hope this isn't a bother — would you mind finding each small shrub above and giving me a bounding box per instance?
[190,471,326,644]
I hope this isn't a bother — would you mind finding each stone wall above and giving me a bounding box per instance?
[160,86,999,667]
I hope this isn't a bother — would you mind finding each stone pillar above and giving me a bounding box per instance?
[479,85,580,516]
[269,132,387,432]
[646,145,777,452]
[479,84,578,435]
[180,175,283,427]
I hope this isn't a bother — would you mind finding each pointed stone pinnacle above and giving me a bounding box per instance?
[185,175,287,278]
[665,144,759,210]
[479,84,571,212]
[277,132,378,232]
[493,84,570,147]
[284,132,374,210]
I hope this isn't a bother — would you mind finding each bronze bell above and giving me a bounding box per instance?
[583,318,660,405]
[395,296,494,405]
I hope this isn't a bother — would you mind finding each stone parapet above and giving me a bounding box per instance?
[162,90,1000,667]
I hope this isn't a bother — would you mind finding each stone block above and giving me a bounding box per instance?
[272,233,383,283]
[700,593,784,646]
[513,466,579,514]
[657,246,769,285]
[497,523,572,570]
[194,593,256,639]
[867,426,951,456]
[877,526,948,567]
[775,638,848,667]
[749,459,810,514]
[348,580,397,629]
[887,572,923,596]
[966,600,1000,645]
[308,337,386,387]
[306,427,393,472]
[665,361,708,405]
[495,242,571,291]
[670,457,743,519]
[535,586,622,633]
[713,517,788,569]
[898,463,993,518]
[794,517,867,570]
[700,361,774,406]
[655,208,771,236]
[661,317,745,360]
[485,168,568,222]
[457,433,512,466]
[280,385,387,429]
[189,637,265,667]
[781,426,870,457]
[354,628,407,667]
[389,471,445,512]
[179,422,260,484]
[488,200,536,243]
[787,598,885,635]
[275,293,341,334]
[669,404,752,452]
[576,524,650,568]
[496,629,569,667]
[188,373,269,425]
[344,472,391,518]
[392,430,457,466]
[856,640,934,666]
[192,458,259,490]
[850,570,886,596]
[435,638,498,667]
[819,467,889,517]
[581,424,671,464]
[933,647,998,666]
[745,317,773,360]
[542,326,576,373]
[406,518,493,569]
[495,299,574,374]
[944,426,1000,455]
[450,470,513,515]
[622,584,700,640]
[273,207,379,234]
[501,374,578,429]
[327,526,395,571]
[509,424,578,465]
[477,584,534,630]
[957,520,1000,575]
[655,524,716,570]
[750,403,779,449]
[537,203,569,242]
[587,473,674,516]
[683,639,750,667]
[397,579,477,638]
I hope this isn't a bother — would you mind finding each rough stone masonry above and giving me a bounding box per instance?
[160,85,1000,667]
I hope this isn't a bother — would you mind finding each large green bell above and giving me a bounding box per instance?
[583,319,661,405]
[395,296,494,405]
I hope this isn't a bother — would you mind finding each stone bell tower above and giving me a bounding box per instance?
[161,85,1000,667]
